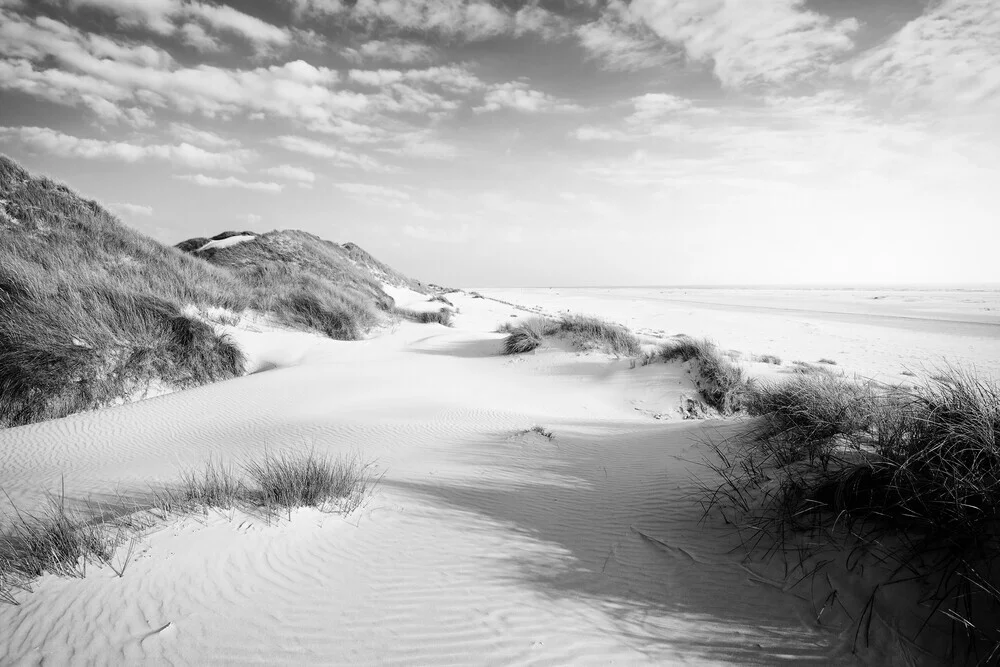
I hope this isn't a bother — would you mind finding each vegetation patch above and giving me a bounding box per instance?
[500,315,641,357]
[751,353,783,365]
[645,337,750,414]
[704,367,1000,662]
[395,307,453,326]
[1,452,380,602]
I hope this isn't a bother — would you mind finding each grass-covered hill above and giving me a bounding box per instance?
[0,155,419,428]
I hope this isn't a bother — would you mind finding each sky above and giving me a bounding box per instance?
[1,0,998,287]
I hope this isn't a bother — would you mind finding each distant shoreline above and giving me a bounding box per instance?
[470,284,1000,291]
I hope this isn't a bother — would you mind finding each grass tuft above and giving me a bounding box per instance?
[395,307,453,326]
[500,315,641,357]
[752,353,783,365]
[649,337,750,414]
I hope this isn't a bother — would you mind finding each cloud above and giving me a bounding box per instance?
[108,202,153,216]
[0,12,364,128]
[169,122,239,149]
[474,81,581,113]
[852,0,1000,109]
[182,2,290,49]
[334,182,410,200]
[346,39,438,63]
[0,126,253,170]
[265,164,317,184]
[627,0,859,87]
[576,2,676,71]
[270,135,392,172]
[64,0,177,34]
[176,174,283,192]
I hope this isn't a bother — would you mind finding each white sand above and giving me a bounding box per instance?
[196,234,256,252]
[2,287,995,664]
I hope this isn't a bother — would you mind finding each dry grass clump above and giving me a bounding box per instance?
[706,367,1000,661]
[1,452,380,602]
[500,317,555,355]
[648,337,750,414]
[395,307,453,326]
[752,353,783,365]
[500,314,641,357]
[558,314,642,356]
[172,451,381,516]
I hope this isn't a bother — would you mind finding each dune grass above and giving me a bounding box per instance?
[752,353,783,365]
[0,156,250,427]
[705,367,1000,661]
[0,156,416,426]
[500,315,641,357]
[1,451,380,603]
[646,337,750,414]
[395,307,453,326]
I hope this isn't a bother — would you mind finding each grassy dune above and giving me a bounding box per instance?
[0,156,419,427]
[499,315,641,356]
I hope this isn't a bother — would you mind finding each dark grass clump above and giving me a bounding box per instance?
[817,358,838,365]
[244,451,379,513]
[395,307,453,326]
[518,425,554,439]
[752,353,783,365]
[705,367,1000,662]
[650,337,750,414]
[500,317,558,355]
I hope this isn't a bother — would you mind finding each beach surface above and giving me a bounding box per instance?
[2,286,996,665]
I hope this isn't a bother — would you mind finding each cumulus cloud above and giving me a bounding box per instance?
[345,39,438,64]
[169,122,238,149]
[265,164,317,184]
[474,81,581,113]
[269,135,392,172]
[628,0,859,87]
[0,126,253,170]
[175,174,283,192]
[852,0,1000,109]
[108,202,153,216]
[576,1,676,71]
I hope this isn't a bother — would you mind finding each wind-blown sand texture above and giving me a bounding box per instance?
[2,287,997,665]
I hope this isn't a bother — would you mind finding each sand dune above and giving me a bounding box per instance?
[2,288,983,664]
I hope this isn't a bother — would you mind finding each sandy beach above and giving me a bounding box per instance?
[3,286,995,665]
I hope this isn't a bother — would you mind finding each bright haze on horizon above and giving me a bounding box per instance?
[1,0,997,287]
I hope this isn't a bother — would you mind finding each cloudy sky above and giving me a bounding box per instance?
[1,0,998,286]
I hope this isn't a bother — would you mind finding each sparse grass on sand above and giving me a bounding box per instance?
[645,337,750,414]
[1,452,380,602]
[395,307,453,326]
[752,353,783,365]
[518,425,554,439]
[500,315,641,357]
[704,367,1000,662]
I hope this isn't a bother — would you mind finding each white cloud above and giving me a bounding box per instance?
[265,164,317,184]
[176,174,283,192]
[270,135,392,172]
[474,81,581,114]
[627,0,859,87]
[334,182,410,200]
[64,0,177,34]
[0,13,364,128]
[183,2,290,49]
[169,122,238,149]
[347,39,438,63]
[576,1,676,71]
[109,202,153,216]
[0,126,253,170]
[852,0,1000,109]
